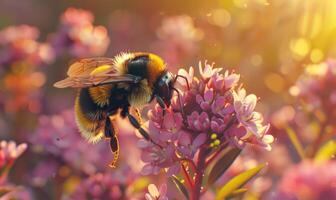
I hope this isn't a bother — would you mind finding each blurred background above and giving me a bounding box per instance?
[0,0,335,199]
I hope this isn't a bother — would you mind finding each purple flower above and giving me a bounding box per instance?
[138,138,179,176]
[187,111,210,132]
[145,184,168,200]
[139,61,272,176]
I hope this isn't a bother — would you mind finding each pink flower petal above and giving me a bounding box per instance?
[166,163,180,176]
[141,164,154,175]
[178,131,192,146]
[196,94,203,104]
[145,194,155,200]
[148,184,159,197]
[192,133,207,147]
[200,102,210,110]
[204,87,214,102]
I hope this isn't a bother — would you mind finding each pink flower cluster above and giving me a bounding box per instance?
[139,62,273,175]
[0,25,54,68]
[51,8,110,57]
[276,161,336,200]
[290,60,336,117]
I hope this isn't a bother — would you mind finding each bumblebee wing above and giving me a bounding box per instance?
[53,74,139,88]
[66,57,116,77]
[54,57,140,88]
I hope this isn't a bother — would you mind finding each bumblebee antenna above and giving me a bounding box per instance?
[171,87,187,125]
[173,74,190,90]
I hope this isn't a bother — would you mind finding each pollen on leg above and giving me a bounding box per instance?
[108,136,120,168]
[109,149,119,168]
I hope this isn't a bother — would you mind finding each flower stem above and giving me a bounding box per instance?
[181,158,197,173]
[181,162,194,189]
[191,148,209,200]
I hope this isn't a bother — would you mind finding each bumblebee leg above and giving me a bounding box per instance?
[133,108,143,125]
[108,136,119,168]
[127,112,162,149]
[155,95,166,116]
[104,117,120,168]
[104,117,114,138]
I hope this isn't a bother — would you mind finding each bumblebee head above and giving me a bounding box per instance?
[154,71,174,107]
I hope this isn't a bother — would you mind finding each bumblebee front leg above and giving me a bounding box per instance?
[126,112,162,149]
[155,95,166,116]
[104,117,119,168]
[132,108,143,125]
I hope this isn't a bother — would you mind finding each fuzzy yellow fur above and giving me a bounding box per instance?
[112,52,135,74]
[147,53,166,86]
[74,95,104,143]
[128,79,152,108]
[88,85,113,107]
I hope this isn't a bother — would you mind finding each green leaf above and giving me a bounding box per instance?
[285,126,305,160]
[207,148,241,185]
[226,188,248,199]
[215,163,266,200]
[315,140,336,163]
[171,176,189,200]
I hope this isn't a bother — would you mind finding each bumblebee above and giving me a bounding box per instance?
[54,52,188,167]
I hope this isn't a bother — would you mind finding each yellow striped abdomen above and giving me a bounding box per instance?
[74,90,105,143]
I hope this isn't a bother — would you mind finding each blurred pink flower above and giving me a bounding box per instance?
[145,183,168,200]
[0,25,53,113]
[152,15,203,67]
[30,109,111,175]
[60,7,93,27]
[68,165,142,200]
[0,25,54,67]
[0,140,27,169]
[290,59,336,119]
[51,7,110,57]
[276,161,336,200]
[139,62,272,176]
[30,160,59,187]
